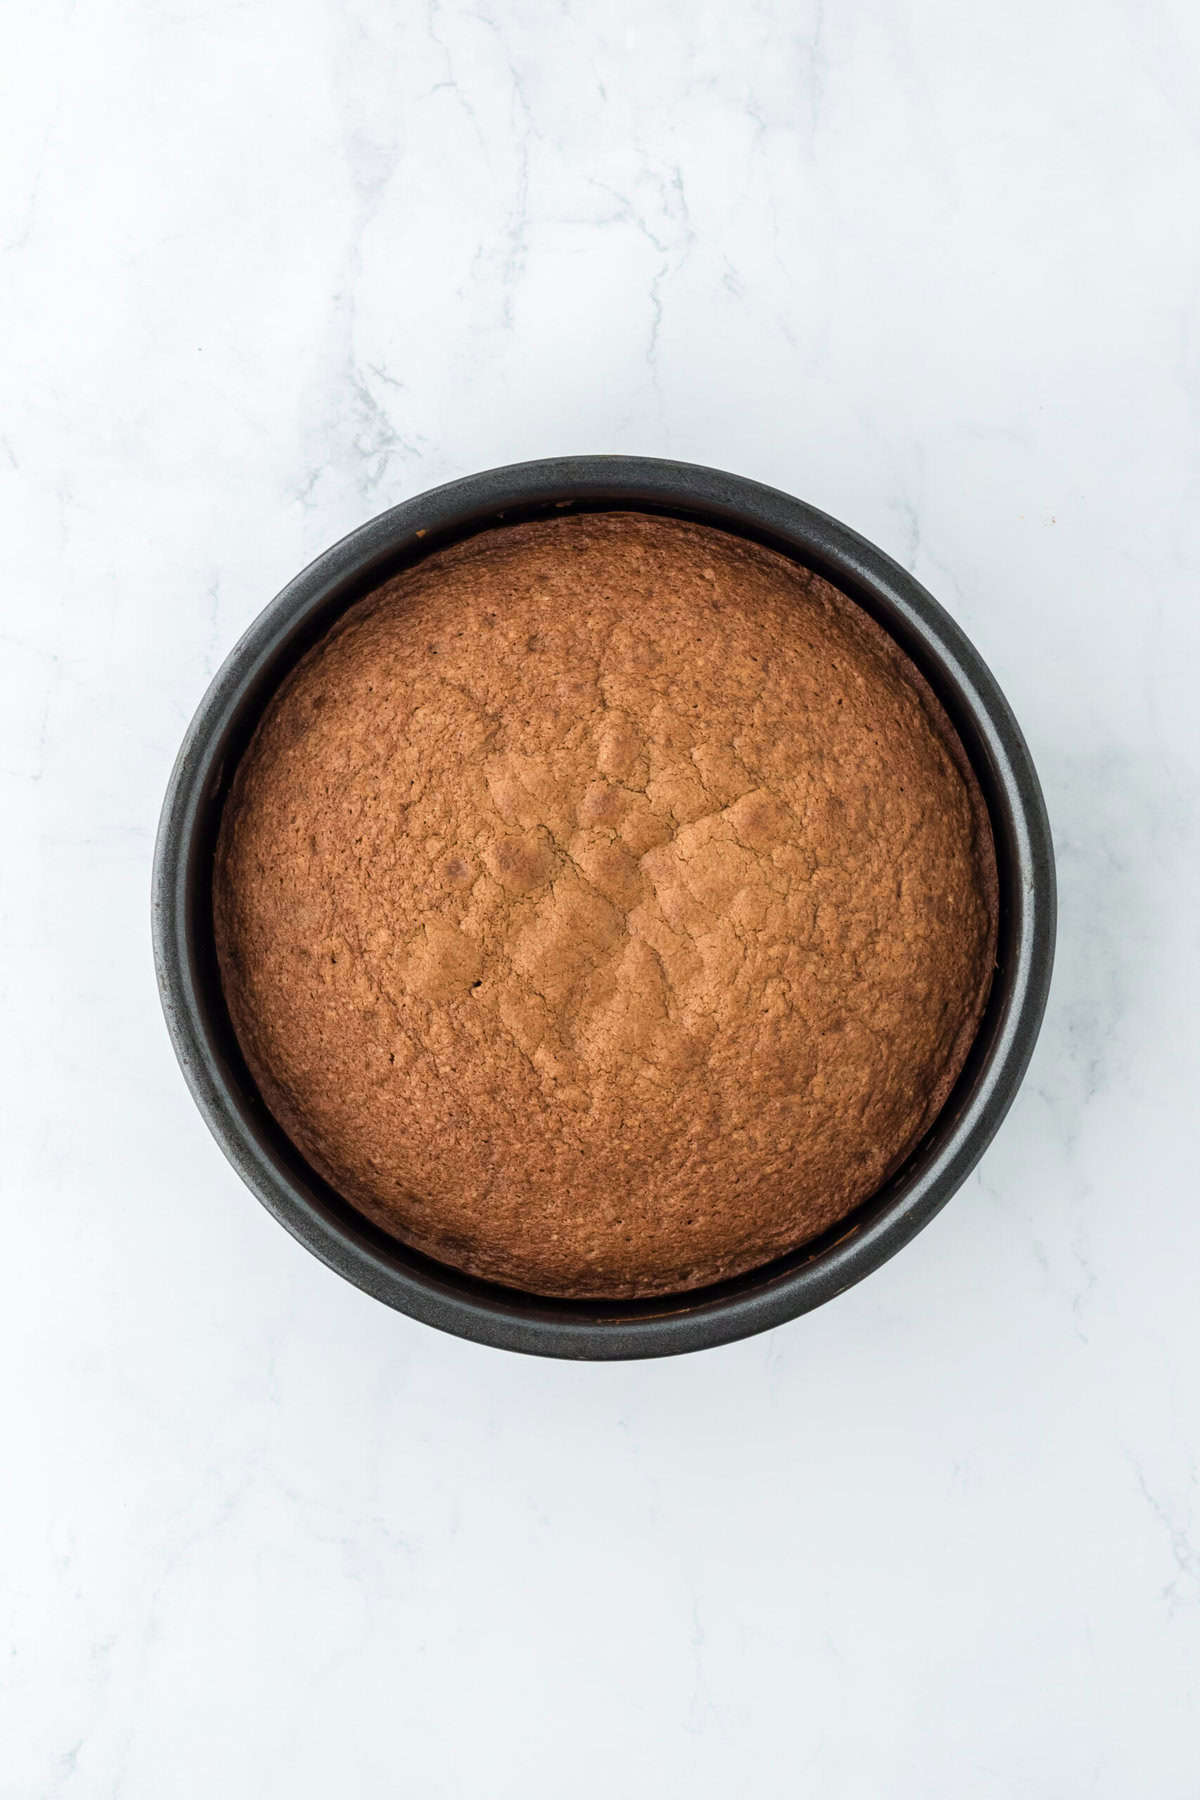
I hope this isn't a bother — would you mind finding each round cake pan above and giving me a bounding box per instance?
[153,456,1055,1359]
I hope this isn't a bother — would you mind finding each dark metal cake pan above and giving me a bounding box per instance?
[153,456,1055,1359]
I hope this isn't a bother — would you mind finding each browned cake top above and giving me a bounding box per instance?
[214,512,997,1298]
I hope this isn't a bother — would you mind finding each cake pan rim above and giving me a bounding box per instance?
[152,455,1056,1359]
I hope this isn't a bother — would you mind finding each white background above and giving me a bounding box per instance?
[4,3,1200,1794]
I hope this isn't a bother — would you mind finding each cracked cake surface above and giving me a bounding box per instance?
[213,511,998,1298]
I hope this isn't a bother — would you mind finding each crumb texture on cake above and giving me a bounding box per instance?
[213,512,998,1298]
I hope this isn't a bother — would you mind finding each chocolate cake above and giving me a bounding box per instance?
[213,512,997,1298]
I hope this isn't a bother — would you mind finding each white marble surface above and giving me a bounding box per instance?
[4,1,1200,1792]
